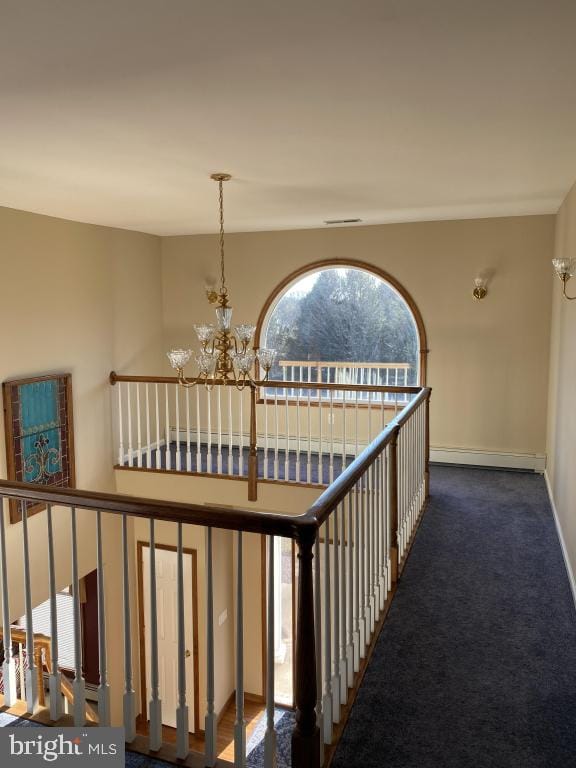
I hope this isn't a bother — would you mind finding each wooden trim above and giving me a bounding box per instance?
[244,692,266,705]
[115,464,249,483]
[252,258,429,386]
[137,541,201,734]
[3,372,76,524]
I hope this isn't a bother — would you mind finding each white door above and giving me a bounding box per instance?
[142,547,195,731]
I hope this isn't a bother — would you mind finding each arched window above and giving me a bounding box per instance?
[257,261,426,389]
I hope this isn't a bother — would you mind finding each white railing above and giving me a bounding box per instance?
[110,372,421,498]
[278,361,413,402]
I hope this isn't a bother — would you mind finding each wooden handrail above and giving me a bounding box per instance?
[279,360,411,369]
[110,371,419,395]
[0,480,314,539]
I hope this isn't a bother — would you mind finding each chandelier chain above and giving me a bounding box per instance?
[219,180,227,295]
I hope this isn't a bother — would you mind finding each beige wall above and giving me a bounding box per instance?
[161,215,555,459]
[546,181,576,582]
[0,205,164,723]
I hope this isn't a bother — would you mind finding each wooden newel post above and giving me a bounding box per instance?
[292,525,320,768]
[248,384,258,501]
[389,428,399,585]
[425,391,431,500]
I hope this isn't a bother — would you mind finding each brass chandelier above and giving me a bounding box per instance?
[167,173,277,389]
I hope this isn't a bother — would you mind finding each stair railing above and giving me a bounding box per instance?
[0,385,430,768]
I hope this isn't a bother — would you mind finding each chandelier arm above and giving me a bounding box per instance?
[563,280,576,300]
[176,370,200,389]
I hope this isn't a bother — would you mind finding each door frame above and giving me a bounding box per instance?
[137,541,200,733]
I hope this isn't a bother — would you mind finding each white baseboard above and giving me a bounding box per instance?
[430,447,546,473]
[544,470,576,610]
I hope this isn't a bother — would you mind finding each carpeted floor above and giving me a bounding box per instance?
[332,465,576,768]
[124,442,355,484]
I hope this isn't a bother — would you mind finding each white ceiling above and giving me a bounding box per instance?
[1,0,576,235]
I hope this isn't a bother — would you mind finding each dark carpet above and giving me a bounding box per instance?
[332,465,576,768]
[125,442,354,484]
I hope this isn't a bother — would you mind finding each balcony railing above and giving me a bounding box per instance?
[109,371,421,501]
[277,360,413,402]
[0,384,430,768]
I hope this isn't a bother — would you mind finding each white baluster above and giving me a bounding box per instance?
[353,484,361,672]
[96,510,110,725]
[358,480,367,656]
[329,391,334,484]
[366,468,374,639]
[186,388,192,472]
[367,390,372,448]
[323,518,333,743]
[149,520,162,751]
[264,390,270,480]
[206,387,212,474]
[339,502,347,705]
[354,391,359,458]
[127,383,134,467]
[71,507,86,725]
[165,383,171,471]
[284,392,290,481]
[217,386,223,474]
[21,501,39,714]
[318,391,323,485]
[19,643,26,701]
[234,532,246,767]
[118,382,124,466]
[136,383,143,468]
[346,493,355,688]
[228,388,234,476]
[296,387,301,482]
[263,536,276,768]
[205,528,217,766]
[307,388,312,484]
[122,513,136,742]
[176,523,189,759]
[273,390,279,481]
[342,396,347,475]
[314,534,324,764]
[372,463,380,624]
[146,383,152,469]
[155,383,161,470]
[175,383,181,472]
[196,387,202,473]
[239,389,245,477]
[332,507,341,723]
[0,496,17,706]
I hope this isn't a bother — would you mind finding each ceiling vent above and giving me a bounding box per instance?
[324,218,362,225]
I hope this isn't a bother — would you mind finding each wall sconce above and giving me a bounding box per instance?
[472,276,488,301]
[552,258,576,301]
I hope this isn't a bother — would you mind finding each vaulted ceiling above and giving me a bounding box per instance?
[1,0,576,234]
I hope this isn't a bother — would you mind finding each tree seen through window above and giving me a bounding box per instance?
[262,267,420,385]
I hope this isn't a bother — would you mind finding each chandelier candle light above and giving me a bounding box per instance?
[167,174,277,389]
